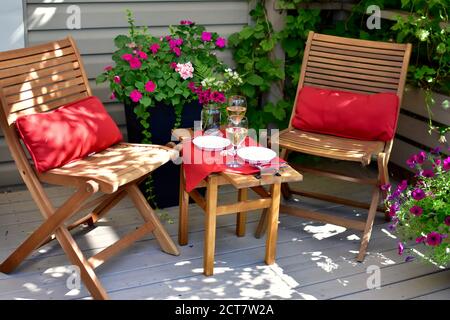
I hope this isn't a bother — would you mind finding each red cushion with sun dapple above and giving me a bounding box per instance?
[15,96,123,172]
[291,86,399,141]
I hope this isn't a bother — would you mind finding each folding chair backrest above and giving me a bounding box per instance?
[289,32,412,128]
[0,37,91,216]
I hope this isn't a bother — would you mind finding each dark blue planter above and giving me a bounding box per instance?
[124,100,202,208]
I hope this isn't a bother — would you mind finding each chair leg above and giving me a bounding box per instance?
[55,227,109,300]
[280,148,292,200]
[0,181,98,274]
[357,187,380,262]
[204,176,218,276]
[179,167,189,246]
[378,153,391,222]
[265,183,281,265]
[236,188,248,237]
[126,183,180,256]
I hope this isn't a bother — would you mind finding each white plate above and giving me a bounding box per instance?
[193,135,231,151]
[237,146,276,164]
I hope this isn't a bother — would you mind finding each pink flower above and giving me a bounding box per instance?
[201,31,212,42]
[188,82,196,91]
[127,42,137,48]
[175,62,194,80]
[411,188,426,201]
[415,151,427,164]
[165,35,172,41]
[180,20,193,25]
[415,236,426,244]
[172,47,181,57]
[426,232,443,246]
[121,53,133,61]
[137,50,148,60]
[409,205,423,216]
[444,216,450,226]
[113,75,121,84]
[150,43,160,54]
[145,80,156,93]
[170,62,177,69]
[215,37,226,48]
[129,57,142,70]
[211,91,225,103]
[104,65,113,71]
[169,39,178,48]
[110,92,116,100]
[129,90,142,103]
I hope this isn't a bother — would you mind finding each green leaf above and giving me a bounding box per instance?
[167,78,177,89]
[246,74,264,86]
[239,26,254,40]
[135,81,145,91]
[96,74,107,84]
[141,96,152,107]
[114,35,130,48]
[441,100,449,110]
[240,84,255,97]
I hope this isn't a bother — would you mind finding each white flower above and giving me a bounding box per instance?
[175,61,194,80]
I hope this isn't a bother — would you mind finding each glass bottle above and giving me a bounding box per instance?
[201,103,221,135]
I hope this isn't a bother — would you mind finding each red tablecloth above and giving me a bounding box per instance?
[182,132,284,192]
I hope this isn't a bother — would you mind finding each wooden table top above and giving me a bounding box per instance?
[172,128,303,189]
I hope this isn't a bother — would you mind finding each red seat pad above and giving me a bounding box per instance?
[291,86,399,141]
[15,96,123,172]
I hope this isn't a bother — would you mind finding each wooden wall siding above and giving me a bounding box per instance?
[391,87,450,171]
[0,0,248,188]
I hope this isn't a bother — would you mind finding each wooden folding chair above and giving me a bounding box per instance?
[0,37,179,299]
[256,32,411,261]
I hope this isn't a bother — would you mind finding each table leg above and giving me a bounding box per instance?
[204,176,218,276]
[236,188,248,237]
[265,183,281,265]
[178,167,189,246]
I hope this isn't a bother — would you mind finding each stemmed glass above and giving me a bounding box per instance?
[227,95,247,121]
[225,115,248,168]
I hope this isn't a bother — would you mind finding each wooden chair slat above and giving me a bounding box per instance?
[6,76,85,104]
[306,66,400,84]
[312,32,408,50]
[311,44,405,61]
[309,50,404,67]
[312,39,406,56]
[308,55,402,73]
[3,69,83,96]
[0,47,74,71]
[0,38,71,64]
[8,92,89,123]
[0,61,80,88]
[8,83,88,113]
[303,78,397,94]
[305,71,400,90]
[307,61,400,79]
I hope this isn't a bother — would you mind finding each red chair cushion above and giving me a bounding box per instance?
[15,96,123,172]
[291,86,399,141]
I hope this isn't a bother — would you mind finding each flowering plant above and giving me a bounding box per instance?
[96,11,237,143]
[384,148,450,266]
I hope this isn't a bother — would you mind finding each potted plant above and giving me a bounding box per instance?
[96,11,241,207]
[384,148,449,267]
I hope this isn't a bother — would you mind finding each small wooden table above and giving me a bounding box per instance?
[173,129,303,276]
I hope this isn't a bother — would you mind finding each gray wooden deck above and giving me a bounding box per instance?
[0,163,449,300]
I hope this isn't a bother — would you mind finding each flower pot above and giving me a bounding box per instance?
[124,100,202,208]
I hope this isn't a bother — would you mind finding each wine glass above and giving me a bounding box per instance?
[225,116,248,168]
[227,95,247,120]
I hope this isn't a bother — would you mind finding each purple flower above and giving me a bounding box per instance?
[215,37,226,48]
[415,236,426,244]
[421,169,435,178]
[397,180,408,192]
[444,216,450,226]
[201,31,212,42]
[398,242,404,255]
[388,223,397,231]
[388,202,399,217]
[443,157,450,171]
[431,147,441,154]
[411,188,426,201]
[409,205,423,216]
[380,184,391,191]
[415,151,427,164]
[426,232,443,246]
[211,91,225,103]
[113,75,121,84]
[405,256,415,262]
[129,89,142,103]
[406,156,416,168]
